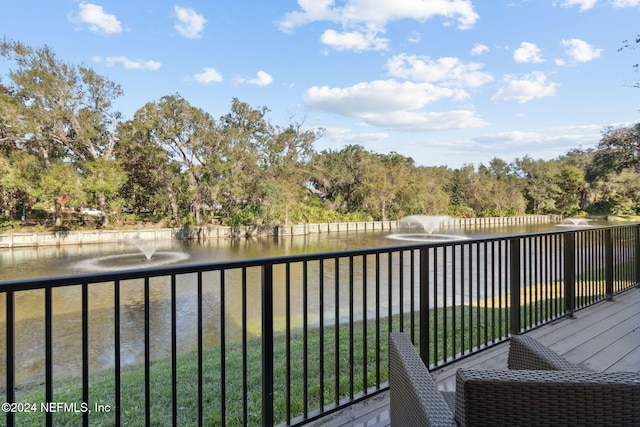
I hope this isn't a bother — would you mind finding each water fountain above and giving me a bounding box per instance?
[124,238,160,260]
[74,238,190,272]
[386,215,468,242]
[557,218,592,228]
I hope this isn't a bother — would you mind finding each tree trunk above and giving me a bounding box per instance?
[193,201,201,226]
[167,188,179,223]
[54,201,62,228]
[98,193,108,228]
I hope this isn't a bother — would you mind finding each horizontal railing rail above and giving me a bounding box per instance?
[1,224,638,426]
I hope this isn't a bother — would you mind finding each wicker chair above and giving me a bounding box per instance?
[388,332,640,427]
[507,334,583,371]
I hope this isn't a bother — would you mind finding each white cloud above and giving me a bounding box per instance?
[547,123,603,133]
[473,131,599,155]
[559,0,598,11]
[407,32,421,44]
[323,127,389,143]
[72,3,122,35]
[320,29,389,51]
[280,0,480,30]
[474,131,543,146]
[513,42,544,63]
[304,79,487,131]
[193,68,223,84]
[360,110,488,131]
[242,71,274,87]
[304,80,455,114]
[278,0,340,32]
[174,6,207,39]
[612,0,640,6]
[386,54,493,89]
[492,72,559,103]
[93,56,161,70]
[279,0,479,51]
[561,38,602,62]
[471,44,489,56]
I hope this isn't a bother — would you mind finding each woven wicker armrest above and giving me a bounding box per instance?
[455,369,640,427]
[507,335,583,371]
[389,333,457,427]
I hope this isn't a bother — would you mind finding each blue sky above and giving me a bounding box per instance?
[1,1,639,168]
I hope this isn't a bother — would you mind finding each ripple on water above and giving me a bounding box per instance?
[385,233,469,243]
[74,251,191,272]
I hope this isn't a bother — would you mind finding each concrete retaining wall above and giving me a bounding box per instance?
[0,228,174,249]
[0,215,560,248]
[438,215,561,228]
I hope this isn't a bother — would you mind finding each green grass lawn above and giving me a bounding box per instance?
[5,304,516,426]
[5,287,619,426]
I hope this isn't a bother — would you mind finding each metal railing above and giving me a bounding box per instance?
[1,224,638,426]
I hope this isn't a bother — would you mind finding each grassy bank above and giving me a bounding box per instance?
[6,305,516,426]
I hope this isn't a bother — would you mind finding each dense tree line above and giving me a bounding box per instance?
[1,41,639,230]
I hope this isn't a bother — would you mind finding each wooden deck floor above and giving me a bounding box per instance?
[311,287,640,427]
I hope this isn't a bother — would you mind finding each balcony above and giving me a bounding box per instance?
[1,223,638,426]
[312,286,640,426]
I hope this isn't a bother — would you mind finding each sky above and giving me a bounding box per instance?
[1,1,639,168]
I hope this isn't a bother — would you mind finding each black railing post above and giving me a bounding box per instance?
[82,283,89,427]
[635,224,640,288]
[509,238,521,336]
[262,262,274,427]
[5,290,15,427]
[605,229,614,299]
[564,233,576,317]
[419,247,429,365]
[45,287,53,427]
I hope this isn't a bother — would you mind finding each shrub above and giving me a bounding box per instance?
[0,215,17,231]
[480,207,519,217]
[585,197,635,215]
[222,207,261,226]
[447,205,475,218]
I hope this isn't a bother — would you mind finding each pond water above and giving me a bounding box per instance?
[0,221,590,384]
[0,222,564,281]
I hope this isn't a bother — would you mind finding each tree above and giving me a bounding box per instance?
[81,158,127,216]
[0,154,20,217]
[0,83,27,217]
[0,83,25,153]
[462,164,525,216]
[260,121,321,224]
[32,162,85,227]
[558,148,594,209]
[554,165,584,214]
[359,152,413,221]
[619,34,640,88]
[487,157,511,179]
[134,94,222,225]
[413,166,451,215]
[448,166,471,209]
[591,124,640,174]
[512,157,561,214]
[311,145,372,213]
[217,98,273,225]
[116,119,184,222]
[0,40,125,226]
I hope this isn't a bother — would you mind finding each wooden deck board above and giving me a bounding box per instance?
[584,327,640,372]
[529,300,638,348]
[318,287,640,427]
[527,290,640,371]
[561,313,640,369]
